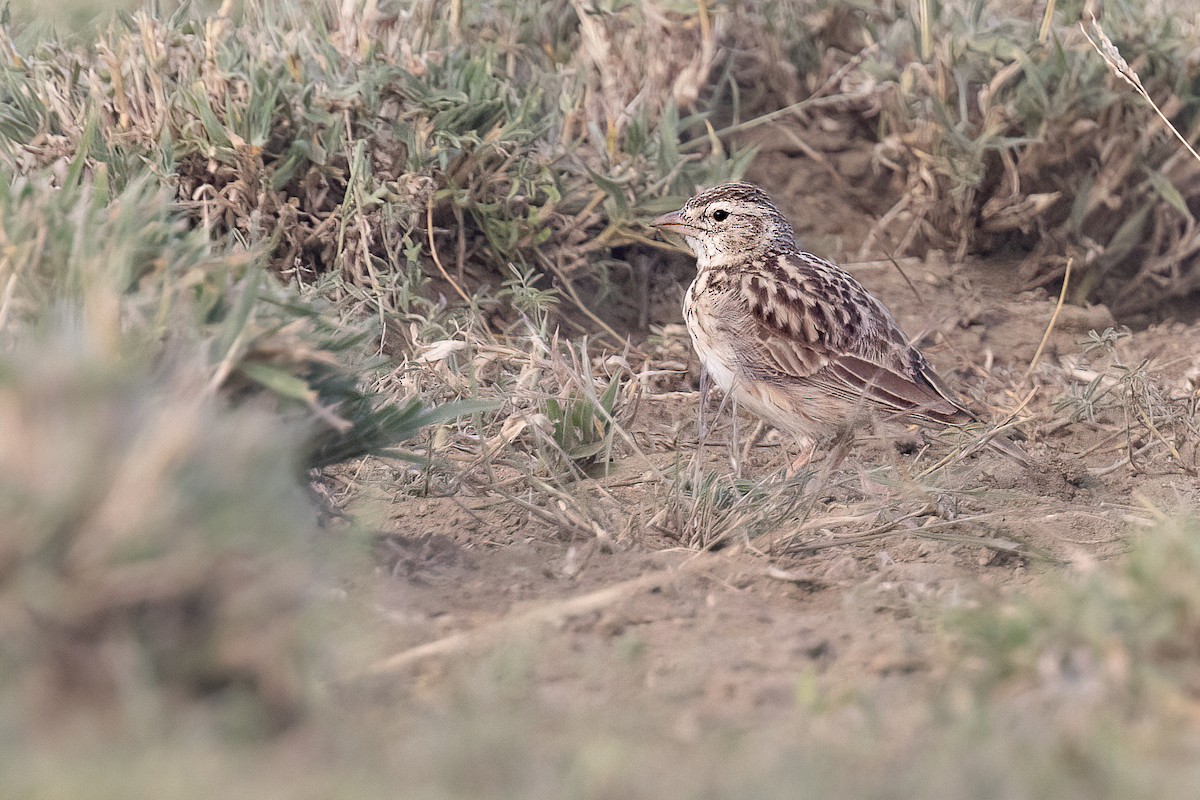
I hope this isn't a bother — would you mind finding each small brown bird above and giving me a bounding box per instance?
[652,181,1030,467]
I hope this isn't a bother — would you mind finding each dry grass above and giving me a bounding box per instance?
[8,1,1197,317]
[0,0,750,331]
[802,1,1200,318]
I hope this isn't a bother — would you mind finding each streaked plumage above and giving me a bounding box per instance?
[652,181,1030,465]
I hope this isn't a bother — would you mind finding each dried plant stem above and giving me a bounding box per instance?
[915,387,1038,479]
[680,43,878,151]
[1132,405,1194,475]
[696,0,711,46]
[426,198,472,304]
[764,504,932,552]
[1081,17,1200,167]
[356,564,693,677]
[1023,256,1072,381]
[1038,0,1056,44]
[1088,439,1161,477]
[448,0,462,41]
[535,252,629,347]
[0,272,17,332]
[917,0,932,60]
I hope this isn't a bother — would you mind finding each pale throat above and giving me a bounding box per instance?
[686,234,762,269]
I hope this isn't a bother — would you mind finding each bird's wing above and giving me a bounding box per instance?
[735,251,972,424]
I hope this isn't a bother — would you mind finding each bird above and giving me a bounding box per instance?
[650,181,1032,468]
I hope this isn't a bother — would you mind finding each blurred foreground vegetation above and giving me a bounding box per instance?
[3,0,1200,797]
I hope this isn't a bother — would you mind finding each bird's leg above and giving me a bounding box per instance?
[823,426,856,472]
[740,420,766,470]
[710,374,737,449]
[697,366,710,442]
[786,426,856,479]
[785,438,819,478]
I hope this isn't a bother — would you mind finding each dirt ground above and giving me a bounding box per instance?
[350,141,1200,737]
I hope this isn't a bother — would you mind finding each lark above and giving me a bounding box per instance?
[652,181,1031,467]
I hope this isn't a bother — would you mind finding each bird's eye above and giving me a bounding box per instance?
[711,208,729,222]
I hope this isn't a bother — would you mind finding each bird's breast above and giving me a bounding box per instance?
[684,276,743,395]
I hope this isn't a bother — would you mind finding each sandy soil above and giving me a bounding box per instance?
[350,140,1200,733]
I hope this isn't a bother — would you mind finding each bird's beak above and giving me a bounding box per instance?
[651,210,690,233]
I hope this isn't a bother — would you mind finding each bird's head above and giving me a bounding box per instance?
[651,182,795,268]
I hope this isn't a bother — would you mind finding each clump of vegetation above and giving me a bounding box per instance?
[0,332,322,732]
[0,157,472,739]
[0,0,748,324]
[958,514,1200,704]
[666,1,1200,318]
[1055,326,1199,475]
[0,164,466,467]
[0,55,492,752]
[851,1,1200,316]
